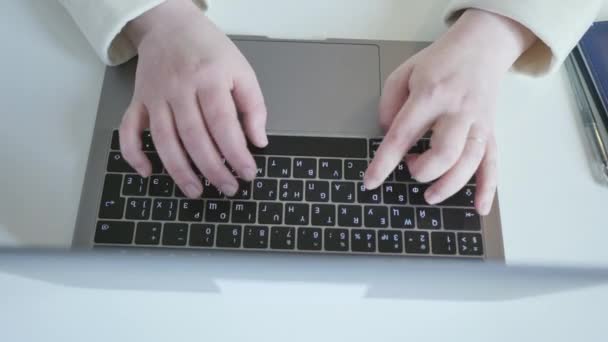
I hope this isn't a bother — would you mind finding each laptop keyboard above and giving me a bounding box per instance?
[95,130,484,258]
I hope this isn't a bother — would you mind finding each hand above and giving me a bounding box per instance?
[120,0,267,198]
[364,9,535,215]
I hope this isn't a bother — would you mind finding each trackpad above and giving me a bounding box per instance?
[235,40,382,136]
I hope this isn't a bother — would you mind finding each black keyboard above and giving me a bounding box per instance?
[95,130,484,258]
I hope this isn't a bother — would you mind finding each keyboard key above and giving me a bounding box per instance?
[202,178,224,199]
[416,207,442,229]
[431,232,457,255]
[297,227,322,250]
[311,204,336,226]
[152,199,177,221]
[95,221,134,244]
[409,184,430,205]
[229,180,252,200]
[404,231,429,254]
[122,175,148,196]
[271,226,295,250]
[141,131,156,151]
[363,206,389,228]
[216,225,242,248]
[344,159,367,180]
[179,200,204,222]
[189,224,215,247]
[98,174,125,219]
[293,158,317,178]
[107,152,135,173]
[382,183,407,204]
[279,180,304,201]
[149,175,174,197]
[231,201,257,224]
[205,200,230,222]
[253,179,277,200]
[369,139,381,158]
[378,230,403,253]
[258,202,283,225]
[174,186,187,198]
[457,232,484,256]
[254,156,266,177]
[319,159,342,179]
[125,198,151,220]
[357,183,381,204]
[390,207,416,229]
[431,232,456,255]
[268,157,291,177]
[439,186,476,208]
[325,228,349,251]
[250,135,367,158]
[111,130,120,150]
[162,223,188,246]
[243,226,269,249]
[135,222,161,245]
[337,205,362,227]
[351,229,376,252]
[285,203,309,225]
[394,162,413,181]
[146,152,164,174]
[101,173,122,196]
[305,181,330,202]
[443,208,481,231]
[331,182,355,203]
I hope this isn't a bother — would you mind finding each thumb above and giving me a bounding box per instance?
[378,63,413,132]
[233,72,268,148]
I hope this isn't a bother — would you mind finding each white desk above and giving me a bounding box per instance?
[2,1,608,340]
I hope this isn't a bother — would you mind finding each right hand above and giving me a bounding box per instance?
[120,0,267,198]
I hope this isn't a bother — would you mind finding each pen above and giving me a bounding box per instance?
[565,55,608,179]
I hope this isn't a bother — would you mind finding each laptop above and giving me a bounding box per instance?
[72,36,504,260]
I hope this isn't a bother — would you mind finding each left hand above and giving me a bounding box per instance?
[364,9,536,215]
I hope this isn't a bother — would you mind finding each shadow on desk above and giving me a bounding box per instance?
[1,248,607,301]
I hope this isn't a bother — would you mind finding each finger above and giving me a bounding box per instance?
[198,84,257,181]
[475,135,498,215]
[364,95,437,189]
[119,101,152,177]
[408,114,471,183]
[233,72,268,148]
[423,126,487,204]
[171,96,239,196]
[148,102,203,199]
[404,154,420,166]
[378,63,413,131]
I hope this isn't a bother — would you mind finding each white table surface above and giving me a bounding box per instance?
[2,1,608,340]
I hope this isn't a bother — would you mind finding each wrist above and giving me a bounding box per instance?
[125,0,200,48]
[442,8,537,71]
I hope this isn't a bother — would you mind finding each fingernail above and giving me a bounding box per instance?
[425,189,439,204]
[242,167,257,180]
[221,183,238,196]
[363,174,374,189]
[185,184,201,198]
[260,135,269,146]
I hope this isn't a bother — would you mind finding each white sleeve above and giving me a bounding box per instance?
[58,0,208,66]
[444,0,601,76]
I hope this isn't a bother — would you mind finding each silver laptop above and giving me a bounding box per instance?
[72,37,504,260]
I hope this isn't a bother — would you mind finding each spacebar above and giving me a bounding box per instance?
[250,135,368,158]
